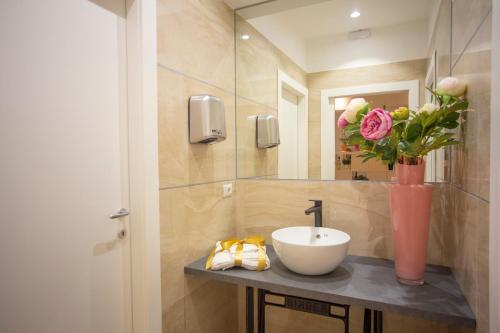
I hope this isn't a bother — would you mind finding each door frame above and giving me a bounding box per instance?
[320,80,419,180]
[126,0,162,332]
[277,69,309,179]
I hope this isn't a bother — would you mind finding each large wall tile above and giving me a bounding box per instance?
[157,0,235,92]
[160,181,238,332]
[236,179,328,240]
[236,97,278,179]
[276,50,307,88]
[428,0,452,79]
[307,120,321,180]
[450,14,491,200]
[443,187,489,333]
[236,14,278,109]
[451,0,492,66]
[158,67,236,188]
[235,15,307,109]
[184,279,238,333]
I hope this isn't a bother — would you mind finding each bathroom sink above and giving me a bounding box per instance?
[271,226,351,275]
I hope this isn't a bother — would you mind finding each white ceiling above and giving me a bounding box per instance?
[248,0,434,40]
[241,0,436,72]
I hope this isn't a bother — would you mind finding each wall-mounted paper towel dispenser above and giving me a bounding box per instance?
[189,95,226,144]
[256,115,280,148]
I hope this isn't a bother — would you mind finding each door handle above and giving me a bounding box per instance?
[109,208,130,219]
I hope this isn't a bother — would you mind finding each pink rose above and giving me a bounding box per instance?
[338,112,349,129]
[360,108,392,140]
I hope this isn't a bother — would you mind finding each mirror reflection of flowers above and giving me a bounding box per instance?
[337,77,468,166]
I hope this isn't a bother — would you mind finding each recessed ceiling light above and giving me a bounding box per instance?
[240,34,250,40]
[350,10,360,18]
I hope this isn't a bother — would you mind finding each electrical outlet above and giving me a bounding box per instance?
[223,182,233,198]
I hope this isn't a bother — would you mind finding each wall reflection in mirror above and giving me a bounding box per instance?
[235,0,452,182]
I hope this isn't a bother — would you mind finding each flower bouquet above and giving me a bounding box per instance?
[337,77,468,285]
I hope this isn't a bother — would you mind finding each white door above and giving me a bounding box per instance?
[0,1,132,333]
[278,88,299,179]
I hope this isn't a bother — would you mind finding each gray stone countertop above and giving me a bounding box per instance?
[184,247,476,328]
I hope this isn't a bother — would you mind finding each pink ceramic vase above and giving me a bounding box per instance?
[389,159,433,285]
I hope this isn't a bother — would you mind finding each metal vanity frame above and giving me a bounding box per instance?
[246,287,382,333]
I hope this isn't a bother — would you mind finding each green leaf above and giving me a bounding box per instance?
[362,155,377,163]
[441,120,460,129]
[446,99,469,112]
[406,123,423,141]
[442,95,451,106]
[345,123,360,130]
[356,105,370,122]
[441,111,460,123]
[345,133,364,145]
[392,119,407,127]
[398,140,411,152]
[423,111,442,128]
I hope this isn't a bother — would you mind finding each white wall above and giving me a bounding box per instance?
[306,20,429,72]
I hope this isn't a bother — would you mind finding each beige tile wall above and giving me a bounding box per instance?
[157,0,235,92]
[451,0,492,66]
[158,0,490,332]
[306,59,428,179]
[235,14,307,109]
[235,14,307,179]
[444,186,489,333]
[160,182,238,333]
[445,1,492,332]
[157,0,238,332]
[158,67,236,188]
[236,97,278,179]
[450,12,492,200]
[428,0,452,81]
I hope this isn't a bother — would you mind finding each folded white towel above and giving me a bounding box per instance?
[210,250,234,271]
[209,241,270,271]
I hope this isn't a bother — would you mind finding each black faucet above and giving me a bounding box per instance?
[305,200,322,228]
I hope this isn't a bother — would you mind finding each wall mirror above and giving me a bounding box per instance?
[235,0,452,182]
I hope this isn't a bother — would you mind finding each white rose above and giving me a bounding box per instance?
[419,103,439,114]
[436,77,467,97]
[344,98,368,123]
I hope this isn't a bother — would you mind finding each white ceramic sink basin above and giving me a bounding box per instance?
[272,226,351,275]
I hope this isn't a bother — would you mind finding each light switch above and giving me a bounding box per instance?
[223,182,233,198]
